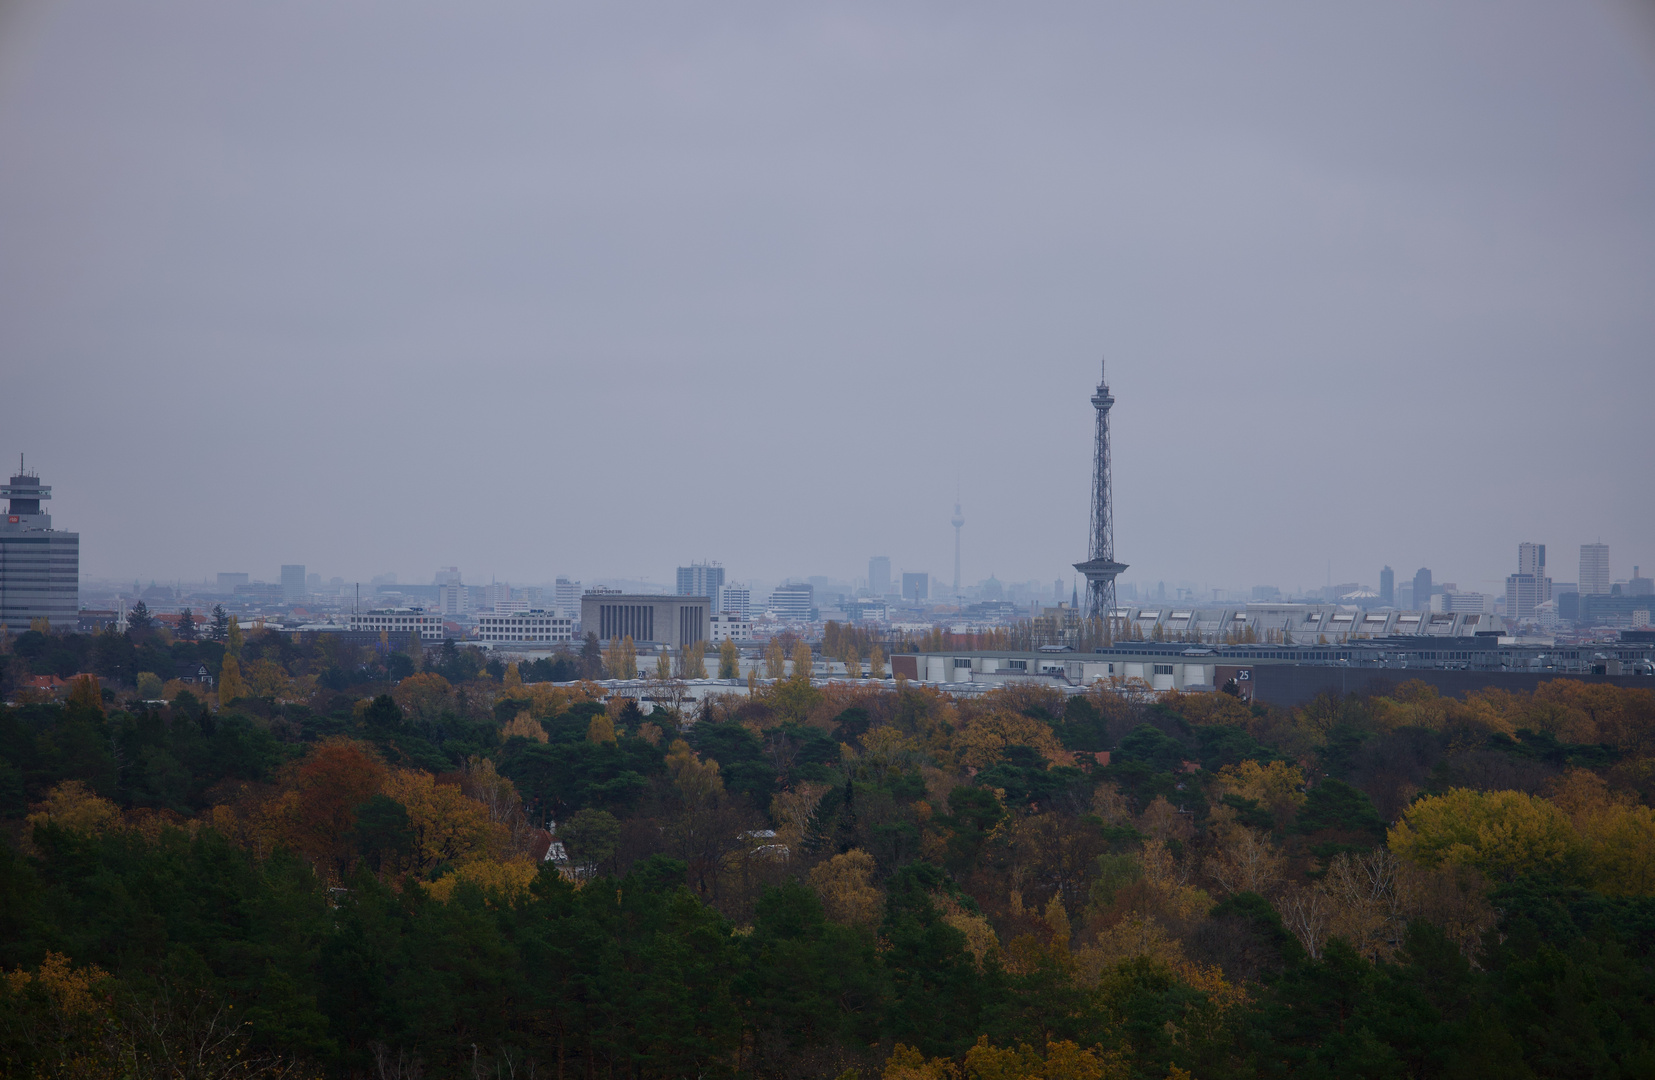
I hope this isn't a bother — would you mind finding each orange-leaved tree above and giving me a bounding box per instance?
[262,739,388,880]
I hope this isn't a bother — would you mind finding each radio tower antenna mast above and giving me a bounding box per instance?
[951,493,965,597]
[1074,358,1127,630]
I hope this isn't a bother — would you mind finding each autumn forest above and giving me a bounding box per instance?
[2,621,1654,1078]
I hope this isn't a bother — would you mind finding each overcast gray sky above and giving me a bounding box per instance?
[2,0,1652,597]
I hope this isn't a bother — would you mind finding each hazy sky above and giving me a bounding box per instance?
[3,1,1652,598]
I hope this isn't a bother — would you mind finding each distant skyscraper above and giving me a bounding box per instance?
[676,561,724,600]
[902,572,929,602]
[1379,566,1395,607]
[1508,542,1552,622]
[439,583,468,617]
[868,556,891,597]
[555,577,580,618]
[280,565,307,602]
[1075,360,1127,622]
[434,567,462,587]
[0,459,78,632]
[1412,568,1432,612]
[1580,543,1610,595]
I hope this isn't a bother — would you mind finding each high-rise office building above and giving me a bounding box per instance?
[1379,566,1394,607]
[717,582,750,617]
[1412,568,1432,612]
[868,556,891,597]
[280,565,307,602]
[676,561,724,601]
[1507,542,1552,622]
[1518,543,1546,581]
[555,577,580,619]
[1580,544,1610,595]
[0,461,78,632]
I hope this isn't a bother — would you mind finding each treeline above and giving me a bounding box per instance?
[2,623,1655,1078]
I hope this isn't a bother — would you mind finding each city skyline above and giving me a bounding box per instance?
[2,2,1652,593]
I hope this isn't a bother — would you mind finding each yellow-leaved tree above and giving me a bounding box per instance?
[655,649,672,681]
[587,713,617,744]
[718,638,740,680]
[950,710,1068,771]
[1388,788,1581,882]
[791,641,813,682]
[381,769,504,876]
[66,674,103,714]
[869,644,886,679]
[393,672,453,725]
[27,780,121,837]
[765,638,786,679]
[247,657,291,700]
[218,652,248,702]
[1216,760,1307,830]
[501,711,547,743]
[808,848,884,926]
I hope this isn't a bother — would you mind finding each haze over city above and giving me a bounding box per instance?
[2,0,1652,597]
[12,7,1655,1078]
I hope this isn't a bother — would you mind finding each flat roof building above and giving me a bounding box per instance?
[475,610,574,645]
[709,612,752,643]
[348,608,445,640]
[581,591,709,647]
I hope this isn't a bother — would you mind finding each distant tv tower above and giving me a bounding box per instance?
[951,498,965,596]
[1075,358,1128,625]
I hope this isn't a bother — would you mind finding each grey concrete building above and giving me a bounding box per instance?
[581,591,709,647]
[0,462,79,632]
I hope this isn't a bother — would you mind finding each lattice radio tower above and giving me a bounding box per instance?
[1074,359,1127,630]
